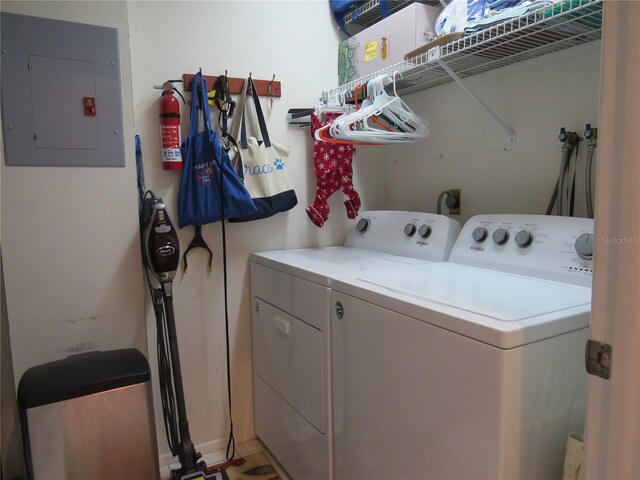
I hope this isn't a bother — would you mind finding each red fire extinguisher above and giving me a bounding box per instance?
[159,82,182,171]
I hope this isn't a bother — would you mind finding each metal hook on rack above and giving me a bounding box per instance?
[267,74,276,109]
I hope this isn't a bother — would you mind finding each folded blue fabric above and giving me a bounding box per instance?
[487,0,521,10]
[467,0,487,23]
[436,0,489,36]
[464,1,551,34]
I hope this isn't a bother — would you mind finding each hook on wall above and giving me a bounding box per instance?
[247,72,254,95]
[267,74,276,108]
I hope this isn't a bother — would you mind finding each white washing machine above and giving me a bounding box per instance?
[250,211,461,480]
[330,214,594,480]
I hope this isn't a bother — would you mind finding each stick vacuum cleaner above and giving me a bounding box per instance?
[140,192,229,480]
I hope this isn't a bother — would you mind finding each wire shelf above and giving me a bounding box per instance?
[327,0,602,100]
[344,0,443,27]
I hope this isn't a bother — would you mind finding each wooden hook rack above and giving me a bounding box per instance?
[182,73,281,97]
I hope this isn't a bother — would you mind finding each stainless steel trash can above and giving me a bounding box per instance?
[17,348,160,480]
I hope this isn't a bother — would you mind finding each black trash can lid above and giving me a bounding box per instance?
[17,348,150,409]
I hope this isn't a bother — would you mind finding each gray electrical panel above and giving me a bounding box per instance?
[1,13,125,167]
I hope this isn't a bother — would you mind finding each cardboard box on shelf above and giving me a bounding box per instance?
[338,3,442,85]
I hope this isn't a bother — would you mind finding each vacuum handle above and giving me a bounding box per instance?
[146,201,180,283]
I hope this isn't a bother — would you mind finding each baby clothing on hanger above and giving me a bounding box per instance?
[306,111,361,228]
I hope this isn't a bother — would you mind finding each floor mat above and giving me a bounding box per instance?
[222,451,281,480]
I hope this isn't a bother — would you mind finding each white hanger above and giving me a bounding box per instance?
[327,73,428,144]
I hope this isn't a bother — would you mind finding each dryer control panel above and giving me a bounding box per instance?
[345,211,462,262]
[449,214,594,287]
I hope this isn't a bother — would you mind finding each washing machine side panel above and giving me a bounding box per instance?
[500,327,589,479]
[330,292,506,480]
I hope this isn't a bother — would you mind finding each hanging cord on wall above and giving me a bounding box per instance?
[221,210,237,463]
[217,136,236,463]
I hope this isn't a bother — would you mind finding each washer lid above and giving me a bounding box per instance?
[357,263,591,322]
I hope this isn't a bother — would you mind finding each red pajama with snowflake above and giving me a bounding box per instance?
[306,112,361,227]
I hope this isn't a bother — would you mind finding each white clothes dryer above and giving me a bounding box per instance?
[330,214,594,480]
[250,211,461,480]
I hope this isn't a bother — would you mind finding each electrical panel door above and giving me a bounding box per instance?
[1,13,125,167]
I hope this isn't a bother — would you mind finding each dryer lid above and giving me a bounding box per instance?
[356,262,591,322]
[252,247,427,286]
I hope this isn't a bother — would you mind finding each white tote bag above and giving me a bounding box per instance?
[227,77,297,222]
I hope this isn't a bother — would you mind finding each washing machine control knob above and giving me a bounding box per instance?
[492,228,510,245]
[404,223,417,237]
[356,218,370,233]
[418,225,432,239]
[575,233,594,259]
[472,227,488,243]
[515,230,534,248]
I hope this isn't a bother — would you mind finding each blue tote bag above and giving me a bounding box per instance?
[178,72,256,228]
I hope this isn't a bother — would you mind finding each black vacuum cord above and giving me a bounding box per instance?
[218,147,236,463]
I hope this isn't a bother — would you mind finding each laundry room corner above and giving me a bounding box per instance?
[0,0,391,476]
[4,0,630,478]
[126,0,389,467]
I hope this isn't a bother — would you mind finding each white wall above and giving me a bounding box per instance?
[126,0,387,464]
[0,1,146,378]
[387,41,601,223]
[0,3,144,477]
